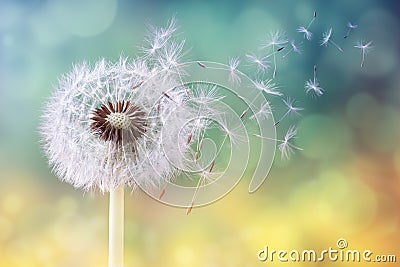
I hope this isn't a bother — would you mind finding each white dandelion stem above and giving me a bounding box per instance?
[274,109,290,126]
[307,16,316,29]
[329,40,343,52]
[361,51,366,68]
[282,48,292,58]
[273,44,277,78]
[186,175,205,215]
[108,186,124,267]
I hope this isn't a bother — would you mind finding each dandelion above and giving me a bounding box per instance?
[228,57,241,83]
[41,59,203,265]
[282,40,302,59]
[39,20,228,267]
[274,97,304,126]
[344,22,358,38]
[305,65,324,96]
[246,53,270,74]
[354,40,373,68]
[297,10,316,40]
[260,30,288,78]
[320,27,343,52]
[37,13,370,266]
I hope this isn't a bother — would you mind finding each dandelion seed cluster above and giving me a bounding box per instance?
[239,11,372,159]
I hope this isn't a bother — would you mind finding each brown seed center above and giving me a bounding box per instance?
[106,112,131,129]
[90,100,146,144]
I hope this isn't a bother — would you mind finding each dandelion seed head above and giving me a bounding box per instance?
[39,22,226,193]
[90,101,146,144]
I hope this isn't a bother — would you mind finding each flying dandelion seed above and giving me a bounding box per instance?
[282,40,302,58]
[260,30,288,78]
[143,17,178,56]
[344,22,358,38]
[254,79,282,96]
[354,40,373,67]
[305,65,324,96]
[228,57,241,84]
[249,101,273,121]
[297,26,313,41]
[297,10,316,40]
[320,27,343,52]
[278,126,302,159]
[253,125,302,160]
[246,53,271,74]
[274,97,304,126]
[186,162,221,215]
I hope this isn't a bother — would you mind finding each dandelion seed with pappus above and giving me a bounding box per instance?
[282,40,302,59]
[249,102,272,121]
[305,65,324,96]
[260,30,288,78]
[354,40,373,68]
[274,97,304,126]
[252,126,302,160]
[297,10,316,41]
[278,126,302,160]
[228,57,241,84]
[297,26,313,41]
[344,22,358,38]
[254,79,282,96]
[320,27,343,52]
[246,53,270,74]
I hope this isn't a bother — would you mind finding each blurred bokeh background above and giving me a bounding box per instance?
[1,0,399,266]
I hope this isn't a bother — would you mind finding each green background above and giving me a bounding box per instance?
[1,0,399,266]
